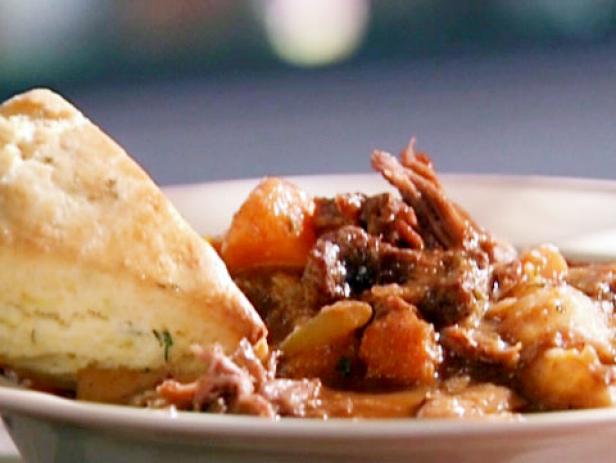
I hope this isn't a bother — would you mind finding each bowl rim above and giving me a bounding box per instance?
[3,172,616,442]
[162,171,616,195]
[3,384,616,441]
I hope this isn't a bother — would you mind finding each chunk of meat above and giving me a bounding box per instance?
[221,177,316,273]
[439,247,567,371]
[303,226,490,326]
[359,297,442,386]
[312,193,365,233]
[440,323,521,370]
[313,192,423,248]
[491,259,523,301]
[521,346,616,410]
[401,249,490,326]
[157,342,272,415]
[416,377,523,418]
[302,226,380,304]
[233,270,315,344]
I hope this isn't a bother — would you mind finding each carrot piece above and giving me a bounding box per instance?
[359,298,442,386]
[221,177,316,273]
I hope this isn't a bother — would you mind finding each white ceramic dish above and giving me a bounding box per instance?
[2,173,616,463]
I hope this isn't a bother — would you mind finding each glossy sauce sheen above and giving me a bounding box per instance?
[217,147,616,418]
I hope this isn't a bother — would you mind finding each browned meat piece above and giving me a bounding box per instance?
[402,249,490,326]
[366,250,489,327]
[302,226,381,304]
[233,270,316,344]
[567,264,616,309]
[303,226,489,326]
[313,192,423,248]
[416,376,523,418]
[371,141,506,262]
[399,139,442,187]
[313,193,365,233]
[360,193,423,248]
[440,323,521,370]
[156,341,273,416]
[155,340,321,417]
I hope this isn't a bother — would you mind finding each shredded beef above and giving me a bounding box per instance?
[155,340,321,417]
[360,193,423,248]
[372,149,470,250]
[150,341,521,419]
[371,142,507,263]
[189,140,540,419]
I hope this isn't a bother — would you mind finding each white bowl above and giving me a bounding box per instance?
[2,173,616,463]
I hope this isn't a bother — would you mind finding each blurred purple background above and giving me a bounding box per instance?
[2,0,616,184]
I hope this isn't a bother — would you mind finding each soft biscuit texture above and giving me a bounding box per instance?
[0,89,266,387]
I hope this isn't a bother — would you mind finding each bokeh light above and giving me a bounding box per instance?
[0,0,94,72]
[261,0,370,67]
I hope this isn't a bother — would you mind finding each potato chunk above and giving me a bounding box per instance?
[488,284,613,361]
[280,300,372,357]
[521,346,616,409]
[519,244,568,282]
[489,281,616,410]
[279,300,372,384]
